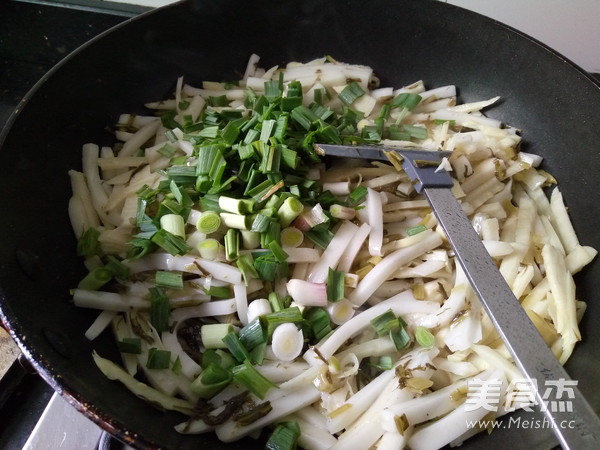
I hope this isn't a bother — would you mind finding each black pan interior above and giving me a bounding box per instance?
[0,0,599,448]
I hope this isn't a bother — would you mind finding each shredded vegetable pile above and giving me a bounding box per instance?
[68,55,597,449]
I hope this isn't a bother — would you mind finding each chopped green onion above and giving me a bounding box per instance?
[155,271,184,289]
[305,307,332,341]
[196,211,222,234]
[266,421,301,450]
[407,224,428,236]
[196,144,224,175]
[171,356,182,375]
[329,204,356,220]
[250,341,267,365]
[268,292,284,313]
[201,323,234,349]
[403,124,428,140]
[261,222,281,248]
[254,252,287,281]
[267,240,289,263]
[305,228,334,249]
[78,267,112,290]
[149,287,170,332]
[415,326,435,348]
[232,359,278,399]
[290,105,319,130]
[77,227,100,256]
[219,196,255,215]
[104,255,130,280]
[371,355,393,371]
[251,214,273,233]
[146,348,171,370]
[224,228,240,261]
[202,348,236,370]
[390,92,422,110]
[207,95,228,107]
[338,81,365,105]
[159,214,186,239]
[220,118,243,146]
[390,324,411,351]
[117,338,142,354]
[349,185,368,204]
[220,212,252,230]
[206,285,232,299]
[198,238,224,260]
[280,227,304,248]
[240,230,261,250]
[371,309,399,336]
[277,196,304,228]
[157,143,177,158]
[191,362,233,398]
[151,229,192,256]
[326,268,345,302]
[236,253,259,285]
[266,306,304,336]
[239,317,268,351]
[222,330,252,363]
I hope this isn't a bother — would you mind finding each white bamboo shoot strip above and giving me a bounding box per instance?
[97,156,148,170]
[459,158,497,194]
[215,385,319,442]
[367,187,384,257]
[337,222,371,272]
[93,352,195,416]
[307,221,359,283]
[566,245,598,274]
[550,188,580,254]
[332,377,414,450]
[315,290,439,360]
[348,230,443,306]
[73,289,148,311]
[407,371,507,450]
[82,143,122,227]
[118,119,160,157]
[327,365,397,434]
[470,345,522,382]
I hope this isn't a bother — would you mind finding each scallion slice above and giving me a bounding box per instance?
[76,227,100,256]
[326,268,345,303]
[222,330,252,363]
[371,309,399,336]
[117,338,142,354]
[232,359,277,399]
[149,287,170,333]
[415,326,435,348]
[78,267,112,290]
[146,348,171,370]
[239,317,268,351]
[407,224,428,236]
[155,271,184,290]
[151,229,192,256]
[224,228,240,261]
[305,307,332,341]
[191,362,233,398]
[338,81,366,105]
[196,211,222,234]
[265,421,301,450]
[201,323,234,349]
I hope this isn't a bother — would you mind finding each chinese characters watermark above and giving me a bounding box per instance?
[465,377,577,413]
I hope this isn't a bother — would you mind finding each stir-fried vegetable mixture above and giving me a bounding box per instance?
[69,55,597,449]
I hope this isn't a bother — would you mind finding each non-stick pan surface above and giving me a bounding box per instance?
[1,0,599,448]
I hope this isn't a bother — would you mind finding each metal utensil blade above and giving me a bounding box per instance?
[316,143,600,449]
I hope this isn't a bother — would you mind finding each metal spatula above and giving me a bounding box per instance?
[315,143,600,449]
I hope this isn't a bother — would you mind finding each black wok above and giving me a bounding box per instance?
[1,0,599,448]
